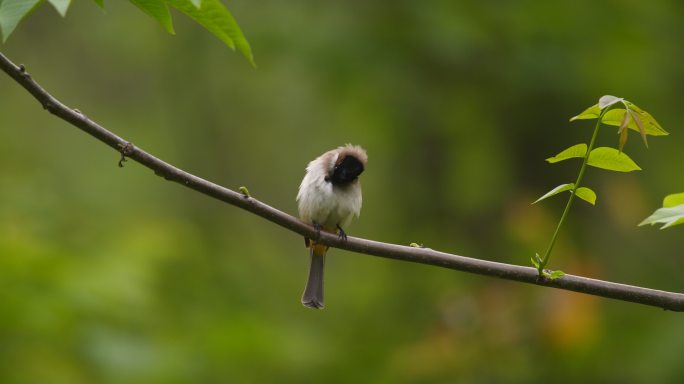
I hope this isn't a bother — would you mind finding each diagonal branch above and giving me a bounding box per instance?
[1,51,683,312]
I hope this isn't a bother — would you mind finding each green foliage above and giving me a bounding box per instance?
[238,186,251,198]
[545,143,643,172]
[533,183,596,206]
[534,96,664,276]
[640,193,684,229]
[569,103,602,121]
[570,97,667,152]
[575,187,596,205]
[47,0,71,17]
[130,0,174,34]
[602,107,668,137]
[586,147,641,172]
[0,0,254,65]
[533,183,575,204]
[530,253,542,269]
[639,205,684,229]
[0,0,41,41]
[530,254,565,280]
[546,270,566,280]
[166,0,254,66]
[663,192,684,207]
[545,143,587,163]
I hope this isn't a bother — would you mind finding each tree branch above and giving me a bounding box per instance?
[2,51,683,312]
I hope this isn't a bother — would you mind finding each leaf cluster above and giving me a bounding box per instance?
[533,96,666,277]
[535,96,665,206]
[571,95,667,152]
[640,193,684,229]
[0,0,254,66]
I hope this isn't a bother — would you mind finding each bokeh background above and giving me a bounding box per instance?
[1,1,684,382]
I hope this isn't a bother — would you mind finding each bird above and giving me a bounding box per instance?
[296,144,368,309]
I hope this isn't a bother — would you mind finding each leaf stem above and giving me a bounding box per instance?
[538,108,608,276]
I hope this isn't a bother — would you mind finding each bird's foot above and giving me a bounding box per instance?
[336,224,348,242]
[313,222,322,239]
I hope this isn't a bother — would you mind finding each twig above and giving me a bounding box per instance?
[1,51,683,311]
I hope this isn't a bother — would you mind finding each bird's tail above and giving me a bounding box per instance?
[301,242,328,309]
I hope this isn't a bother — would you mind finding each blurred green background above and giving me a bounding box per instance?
[1,1,684,383]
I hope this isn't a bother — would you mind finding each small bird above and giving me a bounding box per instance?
[296,144,368,309]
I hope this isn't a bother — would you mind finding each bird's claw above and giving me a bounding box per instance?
[313,222,322,239]
[336,224,348,242]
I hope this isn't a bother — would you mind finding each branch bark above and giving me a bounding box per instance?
[2,51,683,312]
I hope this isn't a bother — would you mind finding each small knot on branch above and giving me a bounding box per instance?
[153,169,175,181]
[18,63,31,79]
[72,108,88,121]
[117,142,135,168]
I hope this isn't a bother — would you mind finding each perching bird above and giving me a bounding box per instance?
[296,144,368,309]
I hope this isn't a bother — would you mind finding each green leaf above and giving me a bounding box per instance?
[533,183,574,204]
[575,187,597,205]
[238,185,251,198]
[626,102,668,135]
[129,0,175,34]
[572,98,668,137]
[546,270,566,280]
[602,108,668,136]
[0,0,253,65]
[570,103,601,122]
[47,0,71,16]
[167,0,255,66]
[663,192,684,208]
[639,204,684,229]
[546,143,587,163]
[587,147,641,172]
[641,193,684,229]
[0,0,41,41]
[531,253,542,269]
